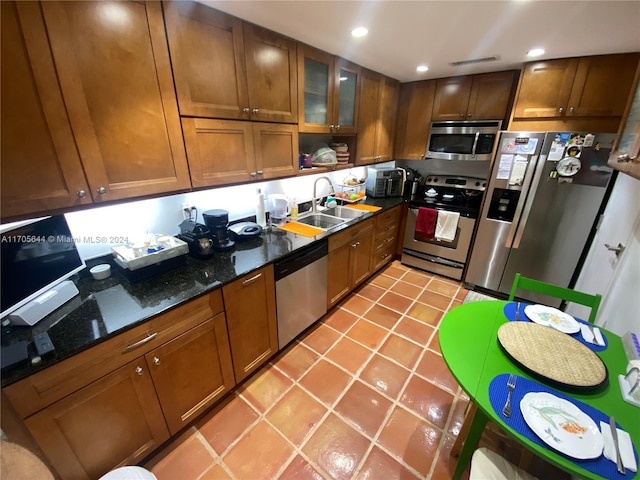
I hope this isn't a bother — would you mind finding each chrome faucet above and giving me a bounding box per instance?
[312,176,335,213]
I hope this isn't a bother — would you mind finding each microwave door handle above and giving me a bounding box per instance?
[386,178,392,196]
[471,131,480,158]
[504,154,543,247]
[511,154,548,249]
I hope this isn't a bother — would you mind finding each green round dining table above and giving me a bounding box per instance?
[439,300,638,480]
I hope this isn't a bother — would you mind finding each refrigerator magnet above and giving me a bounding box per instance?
[566,145,582,158]
[557,156,582,176]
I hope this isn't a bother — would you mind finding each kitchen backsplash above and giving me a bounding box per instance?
[396,159,491,179]
[62,166,371,260]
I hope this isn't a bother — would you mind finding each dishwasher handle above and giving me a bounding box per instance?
[274,239,328,281]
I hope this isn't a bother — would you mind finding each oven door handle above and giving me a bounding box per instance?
[470,131,480,158]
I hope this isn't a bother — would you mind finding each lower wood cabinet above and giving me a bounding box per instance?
[24,359,170,480]
[145,314,235,435]
[2,291,235,480]
[222,265,278,382]
[327,218,374,308]
[372,205,401,271]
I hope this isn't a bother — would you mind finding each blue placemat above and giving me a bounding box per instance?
[489,374,638,479]
[503,302,607,352]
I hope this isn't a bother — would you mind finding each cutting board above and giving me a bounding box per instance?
[278,222,324,237]
[345,204,382,212]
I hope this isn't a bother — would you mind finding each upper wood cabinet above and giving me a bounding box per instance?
[1,1,93,220]
[164,1,297,123]
[298,45,360,134]
[182,118,297,187]
[432,71,516,121]
[356,70,399,165]
[513,53,640,119]
[40,1,191,203]
[222,265,278,382]
[608,67,640,180]
[394,80,436,160]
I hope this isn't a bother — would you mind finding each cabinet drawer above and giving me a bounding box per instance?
[375,230,397,252]
[372,243,395,271]
[4,290,223,418]
[376,205,400,227]
[329,218,374,252]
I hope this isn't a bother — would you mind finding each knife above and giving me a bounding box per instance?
[609,416,625,474]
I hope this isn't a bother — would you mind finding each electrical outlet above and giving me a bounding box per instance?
[181,203,195,220]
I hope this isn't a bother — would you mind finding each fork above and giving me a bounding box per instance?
[515,301,520,321]
[502,374,517,417]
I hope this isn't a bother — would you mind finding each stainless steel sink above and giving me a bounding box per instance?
[295,213,346,230]
[328,206,366,219]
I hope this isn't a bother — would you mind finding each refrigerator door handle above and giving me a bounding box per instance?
[504,154,541,247]
[512,154,548,249]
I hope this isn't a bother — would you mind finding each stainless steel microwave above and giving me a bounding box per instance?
[426,120,502,161]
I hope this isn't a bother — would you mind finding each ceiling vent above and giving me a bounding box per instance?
[449,56,500,67]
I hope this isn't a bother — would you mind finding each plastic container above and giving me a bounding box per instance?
[90,264,111,280]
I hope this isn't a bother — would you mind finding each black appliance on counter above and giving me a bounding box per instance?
[178,220,215,258]
[203,209,235,251]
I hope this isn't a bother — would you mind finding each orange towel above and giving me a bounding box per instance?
[416,207,437,238]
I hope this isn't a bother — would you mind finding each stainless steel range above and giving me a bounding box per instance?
[401,175,486,280]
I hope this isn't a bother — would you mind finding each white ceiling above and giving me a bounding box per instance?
[200,0,640,83]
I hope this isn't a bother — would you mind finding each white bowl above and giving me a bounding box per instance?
[90,264,111,280]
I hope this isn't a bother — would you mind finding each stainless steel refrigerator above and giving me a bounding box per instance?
[465,131,616,306]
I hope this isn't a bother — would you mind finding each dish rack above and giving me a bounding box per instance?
[335,183,366,203]
[111,236,188,271]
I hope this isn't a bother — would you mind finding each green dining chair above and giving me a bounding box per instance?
[508,273,602,324]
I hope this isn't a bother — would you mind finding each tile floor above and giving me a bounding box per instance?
[145,261,569,480]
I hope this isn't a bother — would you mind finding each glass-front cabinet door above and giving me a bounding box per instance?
[298,46,360,134]
[334,59,360,134]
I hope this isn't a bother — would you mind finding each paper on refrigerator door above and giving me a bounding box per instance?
[509,156,528,185]
[497,154,514,179]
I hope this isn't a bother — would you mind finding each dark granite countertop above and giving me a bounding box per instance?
[1,197,404,387]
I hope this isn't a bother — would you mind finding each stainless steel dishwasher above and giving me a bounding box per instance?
[274,238,328,348]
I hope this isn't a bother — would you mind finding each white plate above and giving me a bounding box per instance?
[520,392,603,459]
[524,304,580,334]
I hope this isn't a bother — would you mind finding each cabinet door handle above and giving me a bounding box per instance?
[558,107,564,114]
[123,333,157,352]
[569,106,575,113]
[336,125,341,130]
[250,172,257,177]
[243,107,250,113]
[77,190,87,198]
[97,187,107,195]
[153,356,161,366]
[330,124,335,130]
[467,113,472,117]
[252,108,259,114]
[459,113,464,117]
[352,241,360,248]
[242,272,263,286]
[135,366,144,376]
[257,170,263,175]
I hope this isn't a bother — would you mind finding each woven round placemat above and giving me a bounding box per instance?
[497,322,607,389]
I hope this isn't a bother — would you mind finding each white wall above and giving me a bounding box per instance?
[62,166,369,260]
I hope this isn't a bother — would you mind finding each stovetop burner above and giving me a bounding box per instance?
[411,175,487,218]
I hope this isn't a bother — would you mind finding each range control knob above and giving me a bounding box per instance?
[475,181,481,187]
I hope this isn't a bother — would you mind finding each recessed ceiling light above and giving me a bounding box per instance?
[527,48,545,57]
[351,27,368,38]
[416,65,429,73]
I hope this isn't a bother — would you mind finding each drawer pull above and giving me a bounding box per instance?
[123,333,157,352]
[135,366,144,376]
[242,272,263,285]
[153,356,161,366]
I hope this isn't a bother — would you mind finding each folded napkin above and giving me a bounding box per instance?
[435,210,459,242]
[416,207,437,238]
[580,324,605,345]
[599,421,637,472]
